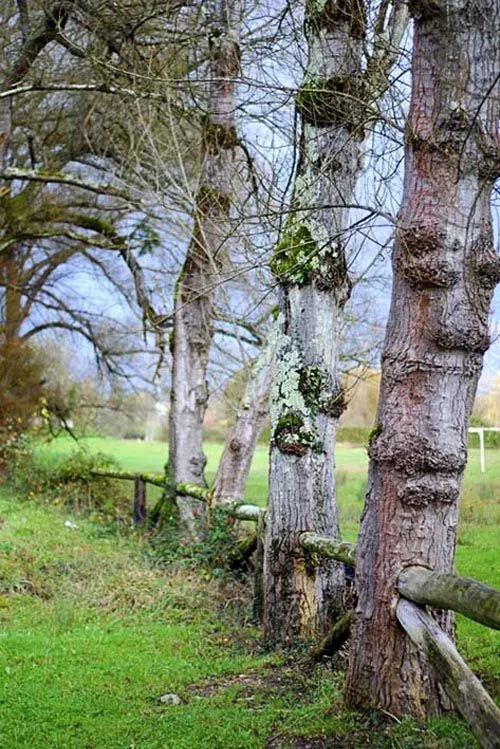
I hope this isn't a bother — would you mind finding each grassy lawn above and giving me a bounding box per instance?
[0,490,485,748]
[1,436,497,747]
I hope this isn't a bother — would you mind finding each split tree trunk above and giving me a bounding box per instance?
[262,0,366,646]
[213,333,276,503]
[168,0,242,531]
[347,0,500,717]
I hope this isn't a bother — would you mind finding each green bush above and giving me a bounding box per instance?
[4,439,129,523]
[151,507,247,578]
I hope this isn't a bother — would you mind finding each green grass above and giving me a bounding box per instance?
[2,436,498,747]
[37,436,500,680]
[0,490,484,748]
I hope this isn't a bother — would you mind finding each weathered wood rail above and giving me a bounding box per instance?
[89,470,265,524]
[398,566,500,631]
[397,600,500,749]
[299,532,356,566]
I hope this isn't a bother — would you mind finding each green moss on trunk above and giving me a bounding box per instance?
[295,75,366,131]
[273,412,321,455]
[306,0,366,38]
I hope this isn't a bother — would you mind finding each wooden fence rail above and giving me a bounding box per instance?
[398,566,500,631]
[89,470,265,524]
[90,469,165,487]
[299,532,356,566]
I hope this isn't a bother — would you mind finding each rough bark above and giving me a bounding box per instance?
[347,0,500,717]
[398,566,500,630]
[168,0,242,532]
[213,333,276,503]
[397,600,500,749]
[262,0,366,646]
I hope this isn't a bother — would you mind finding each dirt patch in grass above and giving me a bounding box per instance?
[268,738,354,748]
[189,658,329,704]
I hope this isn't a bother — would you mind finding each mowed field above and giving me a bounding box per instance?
[38,434,500,536]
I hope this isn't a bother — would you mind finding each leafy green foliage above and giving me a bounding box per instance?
[151,507,244,578]
[4,441,129,523]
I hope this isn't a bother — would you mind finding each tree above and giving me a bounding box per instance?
[347,0,500,717]
[262,0,408,645]
[212,328,276,502]
[0,2,196,413]
[168,0,246,530]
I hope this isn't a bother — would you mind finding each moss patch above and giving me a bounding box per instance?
[273,412,321,456]
[298,367,345,418]
[270,221,319,285]
[295,75,366,131]
[306,0,366,39]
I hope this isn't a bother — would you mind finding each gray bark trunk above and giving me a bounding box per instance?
[262,0,369,646]
[168,0,242,531]
[213,333,276,503]
[347,0,500,717]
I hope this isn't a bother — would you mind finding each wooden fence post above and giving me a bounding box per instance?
[253,512,265,624]
[133,476,147,526]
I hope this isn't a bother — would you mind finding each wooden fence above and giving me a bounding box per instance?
[88,470,500,749]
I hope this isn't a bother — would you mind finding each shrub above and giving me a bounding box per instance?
[4,440,129,524]
[0,341,45,471]
[151,507,248,578]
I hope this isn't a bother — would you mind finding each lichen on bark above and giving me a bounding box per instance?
[299,365,345,418]
[270,213,350,294]
[270,329,321,454]
[270,330,346,456]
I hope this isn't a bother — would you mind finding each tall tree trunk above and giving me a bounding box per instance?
[262,0,367,646]
[213,334,276,503]
[168,0,242,530]
[347,0,500,717]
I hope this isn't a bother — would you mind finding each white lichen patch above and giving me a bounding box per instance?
[270,325,309,428]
